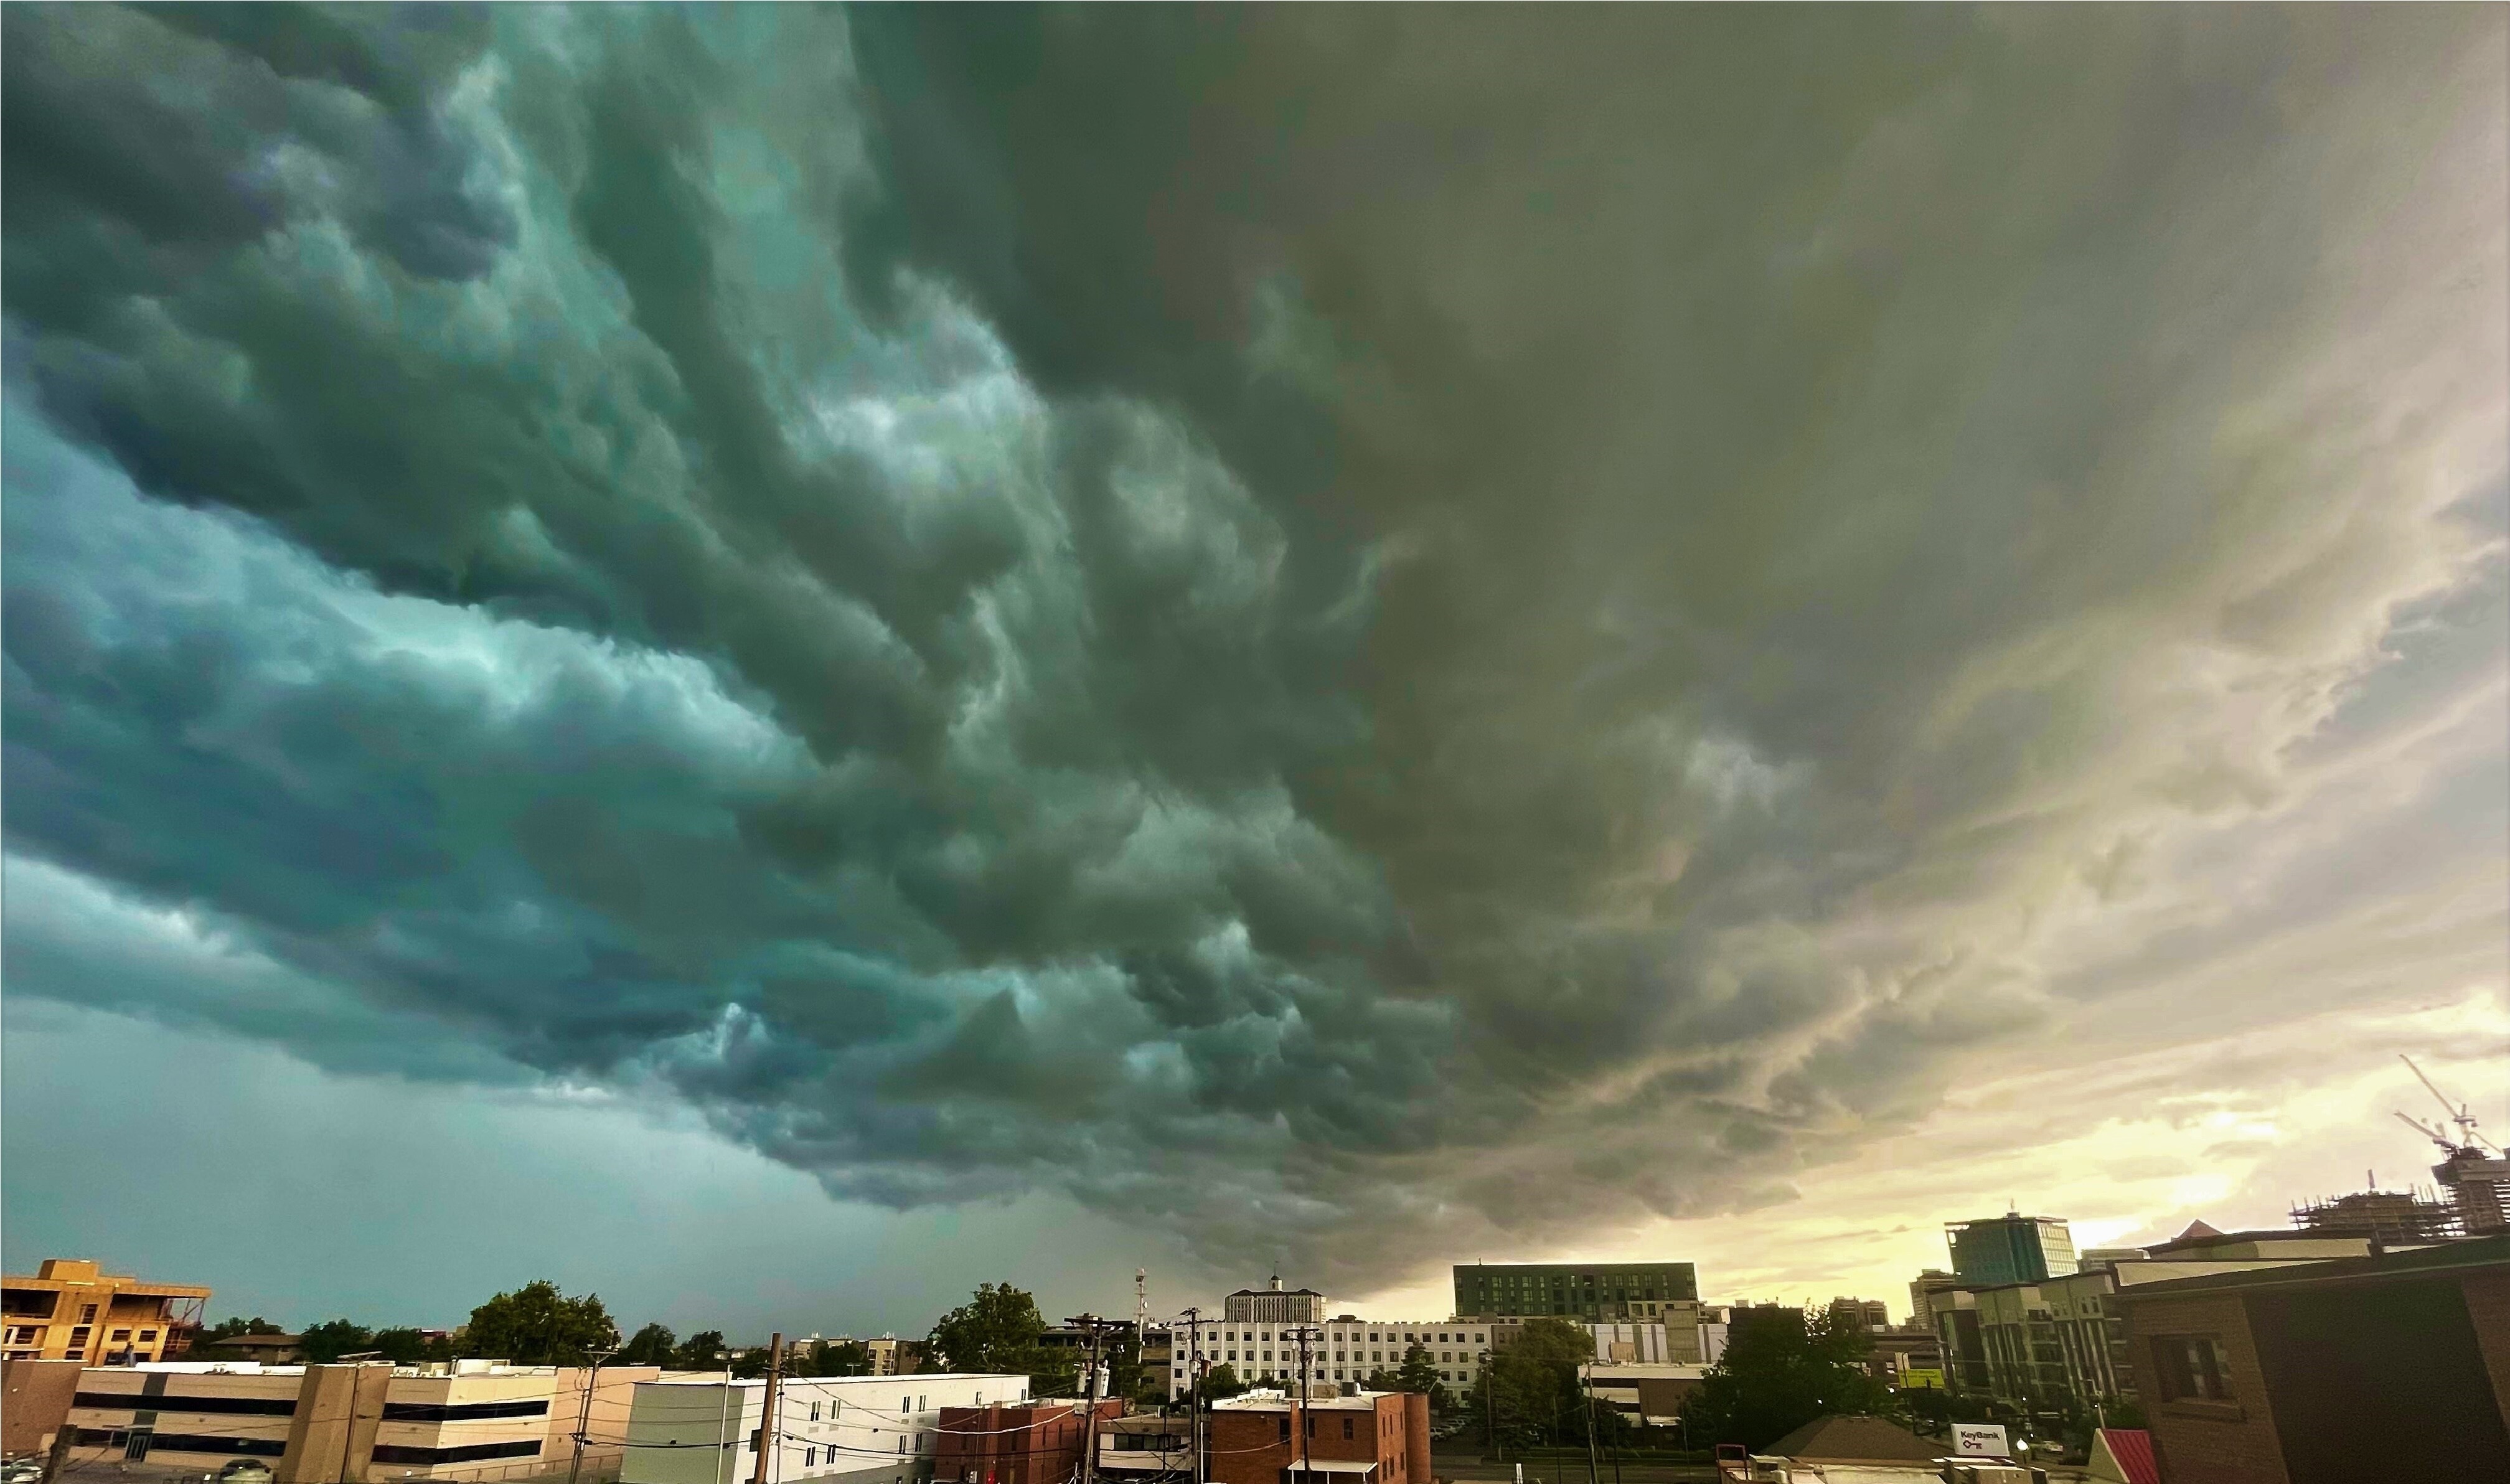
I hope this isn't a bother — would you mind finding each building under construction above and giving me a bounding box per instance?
[2295,1056,2510,1242]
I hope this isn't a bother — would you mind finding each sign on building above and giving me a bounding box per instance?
[1951,1424,2009,1457]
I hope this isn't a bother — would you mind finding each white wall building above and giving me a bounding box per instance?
[1163,1316,1492,1399]
[621,1373,1028,1484]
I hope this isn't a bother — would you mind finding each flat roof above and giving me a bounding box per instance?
[2112,1233,2510,1302]
[639,1372,1028,1388]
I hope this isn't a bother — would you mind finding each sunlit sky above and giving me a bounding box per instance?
[4,5,2504,1339]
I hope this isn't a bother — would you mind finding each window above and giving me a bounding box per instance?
[900,1399,911,1414]
[139,1331,157,1342]
[2151,1335,2235,1402]
[1342,1419,1353,1440]
[1277,1419,1290,1442]
[918,1396,928,1412]
[897,1439,908,1455]
[110,1330,131,1342]
[806,1450,819,1467]
[79,1307,98,1323]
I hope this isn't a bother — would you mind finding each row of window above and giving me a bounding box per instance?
[1221,1367,1471,1385]
[1217,1331,1482,1346]
[71,1393,552,1423]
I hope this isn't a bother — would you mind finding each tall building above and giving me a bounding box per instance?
[1,1258,211,1365]
[1223,1277,1329,1326]
[1907,1270,1961,1335]
[1945,1216,2077,1285]
[1451,1262,1698,1321]
[1826,1298,1889,1331]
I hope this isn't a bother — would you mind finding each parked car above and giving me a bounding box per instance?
[4,1459,47,1484]
[212,1461,274,1484]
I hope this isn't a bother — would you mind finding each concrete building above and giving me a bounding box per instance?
[2111,1232,2510,1483]
[622,1373,1028,1484]
[1205,1389,1429,1484]
[1577,1364,1704,1425]
[1451,1263,1698,1322]
[1945,1217,2077,1287]
[27,1359,657,1482]
[1906,1272,1960,1337]
[931,1399,1118,1484]
[1201,1317,1490,1392]
[1223,1279,1329,1327]
[1088,1412,1188,1482]
[3,1259,212,1366]
[858,1339,924,1378]
[1825,1299,1889,1332]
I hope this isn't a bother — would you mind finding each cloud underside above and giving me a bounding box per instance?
[3,4,2504,1287]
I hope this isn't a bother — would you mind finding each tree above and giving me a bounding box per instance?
[299,1320,378,1363]
[731,1348,771,1379]
[675,1330,729,1371]
[1679,1305,1892,1452]
[793,1339,872,1377]
[928,1283,1073,1396]
[461,1280,619,1365]
[205,1317,286,1340]
[374,1328,455,1364]
[1200,1364,1247,1400]
[1465,1319,1592,1447]
[1394,1345,1452,1412]
[620,1323,677,1368]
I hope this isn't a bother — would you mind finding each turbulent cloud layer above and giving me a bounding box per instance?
[4,4,2504,1292]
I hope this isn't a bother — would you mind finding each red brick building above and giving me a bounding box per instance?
[2111,1233,2510,1484]
[1205,1389,1431,1484]
[934,1399,1122,1484]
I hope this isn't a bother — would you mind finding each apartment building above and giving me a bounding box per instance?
[1205,1389,1429,1484]
[1452,1262,1698,1322]
[620,1371,1027,1484]
[1223,1279,1330,1327]
[35,1359,657,1481]
[2,1259,212,1366]
[2112,1233,2510,1484]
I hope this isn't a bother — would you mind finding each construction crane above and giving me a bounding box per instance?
[2399,1054,2503,1155]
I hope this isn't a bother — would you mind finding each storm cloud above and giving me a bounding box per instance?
[4,4,2503,1293]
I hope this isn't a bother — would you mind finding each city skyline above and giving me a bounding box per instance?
[4,7,2506,1343]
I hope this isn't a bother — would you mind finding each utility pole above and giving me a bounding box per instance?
[1286,1325,1322,1484]
[568,1348,623,1484]
[1066,1314,1127,1484]
[1177,1308,1205,1484]
[1579,1369,1598,1484]
[751,1333,784,1484]
[1479,1348,1496,1465]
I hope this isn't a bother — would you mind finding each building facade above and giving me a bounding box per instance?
[1205,1390,1429,1484]
[3,1259,212,1366]
[35,1359,657,1482]
[1945,1217,2077,1286]
[932,1399,1119,1484]
[1451,1264,1697,1322]
[1198,1318,1490,1392]
[2111,1233,2510,1484]
[623,1372,1028,1484]
[1223,1280,1330,1327]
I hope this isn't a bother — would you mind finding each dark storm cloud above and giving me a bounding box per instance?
[4,4,2503,1288]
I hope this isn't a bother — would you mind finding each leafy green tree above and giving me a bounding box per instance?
[620,1324,677,1368]
[299,1320,377,1363]
[675,1330,729,1371]
[1394,1345,1452,1411]
[374,1328,454,1364]
[205,1317,286,1340]
[792,1339,872,1376]
[461,1280,619,1365]
[1200,1363,1246,1400]
[1465,1319,1592,1447]
[928,1283,1073,1396]
[1679,1305,1891,1452]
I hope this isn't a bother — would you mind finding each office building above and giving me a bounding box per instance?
[1826,1298,1890,1331]
[1224,1278,1330,1327]
[1196,1317,1490,1392]
[1906,1271,1961,1335]
[1205,1388,1429,1484]
[623,1371,1028,1484]
[2112,1232,2510,1483]
[29,1358,656,1481]
[1089,1412,1191,1483]
[2,1258,212,1365]
[1945,1216,2077,1285]
[1452,1262,1697,1322]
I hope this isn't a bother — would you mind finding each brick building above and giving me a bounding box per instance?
[931,1399,1119,1484]
[1205,1389,1430,1484]
[2111,1233,2510,1484]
